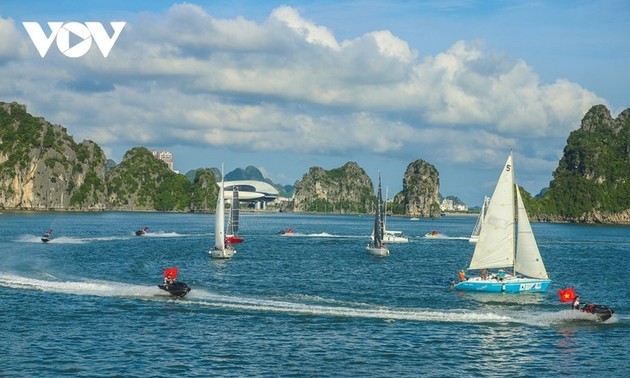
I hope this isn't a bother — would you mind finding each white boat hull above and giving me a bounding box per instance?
[209,247,236,259]
[366,245,389,256]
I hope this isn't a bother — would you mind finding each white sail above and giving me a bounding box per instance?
[469,153,515,270]
[214,178,225,250]
[514,188,549,279]
[469,195,490,243]
[227,187,239,236]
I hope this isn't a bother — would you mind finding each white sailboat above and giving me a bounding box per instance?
[366,173,389,257]
[209,170,236,259]
[455,152,550,293]
[468,195,490,244]
[225,187,244,244]
[372,188,409,243]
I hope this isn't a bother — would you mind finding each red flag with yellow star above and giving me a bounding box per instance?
[558,288,576,302]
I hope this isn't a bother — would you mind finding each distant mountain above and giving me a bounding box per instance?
[186,165,294,197]
[225,166,264,181]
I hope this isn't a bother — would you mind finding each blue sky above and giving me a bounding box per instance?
[1,0,628,205]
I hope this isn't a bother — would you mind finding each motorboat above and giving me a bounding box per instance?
[577,303,615,322]
[158,282,191,298]
[158,267,191,298]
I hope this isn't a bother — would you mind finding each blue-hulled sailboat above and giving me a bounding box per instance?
[455,152,551,293]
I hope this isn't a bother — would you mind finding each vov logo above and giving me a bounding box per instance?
[22,22,126,58]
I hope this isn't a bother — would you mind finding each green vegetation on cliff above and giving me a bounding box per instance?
[292,162,373,213]
[535,105,630,220]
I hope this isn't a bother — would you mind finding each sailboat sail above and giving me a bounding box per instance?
[515,187,548,279]
[215,178,225,250]
[469,154,516,270]
[373,176,384,247]
[469,196,490,242]
[227,187,239,236]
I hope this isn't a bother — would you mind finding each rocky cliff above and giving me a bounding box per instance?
[0,103,217,212]
[393,159,441,218]
[0,102,107,210]
[536,104,630,223]
[292,162,373,213]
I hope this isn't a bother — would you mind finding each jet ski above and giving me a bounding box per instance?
[135,227,148,236]
[158,266,191,298]
[41,228,53,243]
[158,281,191,298]
[578,303,615,322]
[279,228,294,235]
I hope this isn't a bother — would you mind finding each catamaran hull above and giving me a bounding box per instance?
[455,278,551,293]
[158,282,191,298]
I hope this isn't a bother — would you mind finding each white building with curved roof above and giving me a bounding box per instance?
[220,180,279,203]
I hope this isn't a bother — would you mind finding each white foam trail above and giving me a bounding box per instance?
[280,232,365,238]
[0,273,513,324]
[144,231,186,238]
[16,235,88,244]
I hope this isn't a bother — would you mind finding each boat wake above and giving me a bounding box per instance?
[280,232,364,238]
[0,273,618,327]
[421,235,468,240]
[136,231,187,238]
[2,273,610,326]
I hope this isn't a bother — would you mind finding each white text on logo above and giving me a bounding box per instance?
[22,22,126,58]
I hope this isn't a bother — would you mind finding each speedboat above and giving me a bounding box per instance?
[135,227,148,236]
[158,282,191,298]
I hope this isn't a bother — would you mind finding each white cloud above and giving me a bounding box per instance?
[0,4,609,189]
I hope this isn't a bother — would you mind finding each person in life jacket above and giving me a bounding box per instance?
[458,270,467,282]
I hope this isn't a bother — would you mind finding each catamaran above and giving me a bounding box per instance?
[366,173,389,257]
[468,196,490,244]
[455,152,550,293]
[209,169,236,259]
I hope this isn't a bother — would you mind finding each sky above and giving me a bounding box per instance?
[1,0,628,206]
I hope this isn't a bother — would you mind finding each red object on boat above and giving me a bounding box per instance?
[226,236,245,244]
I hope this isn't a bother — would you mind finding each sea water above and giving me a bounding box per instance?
[1,211,628,377]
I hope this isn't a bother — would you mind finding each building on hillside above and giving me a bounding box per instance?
[151,150,176,172]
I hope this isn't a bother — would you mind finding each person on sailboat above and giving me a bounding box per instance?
[480,269,488,280]
[458,270,467,282]
[572,296,580,310]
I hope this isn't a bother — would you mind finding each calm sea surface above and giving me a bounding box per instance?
[1,211,628,377]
